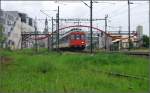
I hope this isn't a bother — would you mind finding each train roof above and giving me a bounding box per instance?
[60,28,85,39]
[70,31,85,34]
[70,28,82,31]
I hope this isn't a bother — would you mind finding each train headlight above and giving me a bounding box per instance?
[81,42,84,44]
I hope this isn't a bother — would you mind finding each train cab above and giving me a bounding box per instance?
[69,31,86,49]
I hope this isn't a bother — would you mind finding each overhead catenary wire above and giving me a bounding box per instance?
[107,3,148,31]
[108,3,127,17]
[110,2,148,19]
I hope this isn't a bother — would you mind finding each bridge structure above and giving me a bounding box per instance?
[21,18,137,52]
[21,25,108,50]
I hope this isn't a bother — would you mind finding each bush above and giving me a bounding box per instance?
[142,35,149,48]
[37,61,56,73]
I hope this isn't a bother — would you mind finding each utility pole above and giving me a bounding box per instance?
[105,15,108,51]
[90,0,93,53]
[34,18,38,52]
[119,26,122,51]
[0,23,4,48]
[128,0,131,51]
[21,24,23,49]
[48,34,50,52]
[56,6,60,52]
[51,17,54,50]
[147,0,150,58]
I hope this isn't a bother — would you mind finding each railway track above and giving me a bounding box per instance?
[54,46,149,56]
[124,51,150,57]
[106,51,149,57]
[60,49,150,57]
[90,69,149,80]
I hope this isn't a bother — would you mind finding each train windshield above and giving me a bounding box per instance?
[76,35,80,40]
[81,35,85,40]
[70,34,85,40]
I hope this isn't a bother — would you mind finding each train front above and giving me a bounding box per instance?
[69,31,86,50]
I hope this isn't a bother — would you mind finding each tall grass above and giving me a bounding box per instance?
[0,49,149,92]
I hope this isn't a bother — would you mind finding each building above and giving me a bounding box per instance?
[111,35,137,50]
[86,30,112,50]
[0,10,35,49]
[109,25,143,51]
[136,25,143,47]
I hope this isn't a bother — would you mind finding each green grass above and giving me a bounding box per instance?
[0,49,149,92]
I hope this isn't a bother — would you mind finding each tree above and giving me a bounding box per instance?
[0,24,6,48]
[142,35,149,48]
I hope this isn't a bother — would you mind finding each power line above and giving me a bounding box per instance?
[110,2,148,18]
[108,3,127,17]
[111,4,148,18]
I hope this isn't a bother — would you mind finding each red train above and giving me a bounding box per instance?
[58,28,86,50]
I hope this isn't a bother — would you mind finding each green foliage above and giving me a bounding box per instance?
[142,35,149,48]
[0,50,149,92]
[0,24,6,48]
[0,24,5,41]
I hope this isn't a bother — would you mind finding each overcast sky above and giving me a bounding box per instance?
[1,1,149,36]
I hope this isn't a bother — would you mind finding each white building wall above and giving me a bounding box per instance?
[7,18,35,50]
[0,11,35,49]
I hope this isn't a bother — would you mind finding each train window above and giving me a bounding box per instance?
[81,35,85,40]
[76,34,80,40]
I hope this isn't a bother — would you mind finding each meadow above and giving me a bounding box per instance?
[0,49,149,92]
